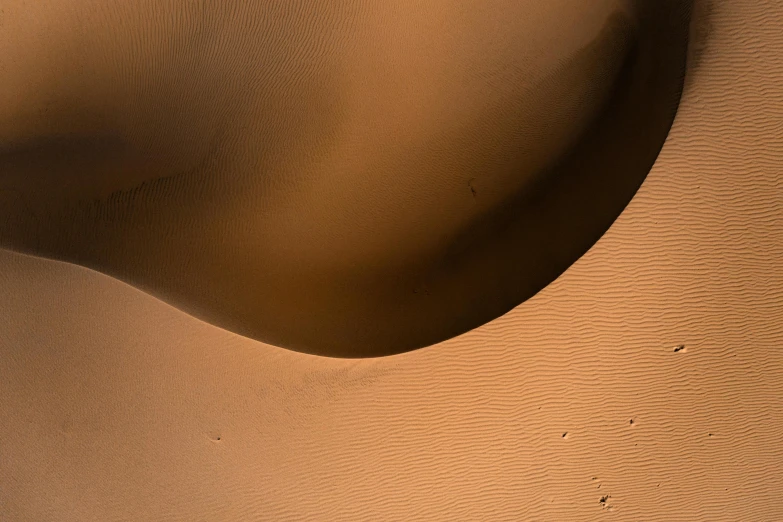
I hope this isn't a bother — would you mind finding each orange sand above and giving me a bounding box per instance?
[2,0,783,520]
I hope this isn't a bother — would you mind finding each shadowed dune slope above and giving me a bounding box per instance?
[1,0,691,356]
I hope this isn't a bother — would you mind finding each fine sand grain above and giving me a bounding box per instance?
[2,0,783,520]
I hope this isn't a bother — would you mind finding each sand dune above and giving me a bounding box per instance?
[1,0,690,356]
[2,0,783,520]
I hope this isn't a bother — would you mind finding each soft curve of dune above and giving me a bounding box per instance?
[1,0,690,356]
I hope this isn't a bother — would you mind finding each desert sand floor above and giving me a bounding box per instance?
[2,0,783,520]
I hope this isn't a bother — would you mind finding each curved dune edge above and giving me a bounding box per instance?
[2,1,690,357]
[3,0,783,520]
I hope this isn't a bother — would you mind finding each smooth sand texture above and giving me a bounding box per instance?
[2,0,783,520]
[0,0,690,356]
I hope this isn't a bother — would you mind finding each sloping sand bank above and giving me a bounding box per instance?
[1,0,689,356]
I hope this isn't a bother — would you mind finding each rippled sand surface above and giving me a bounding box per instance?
[2,0,783,520]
